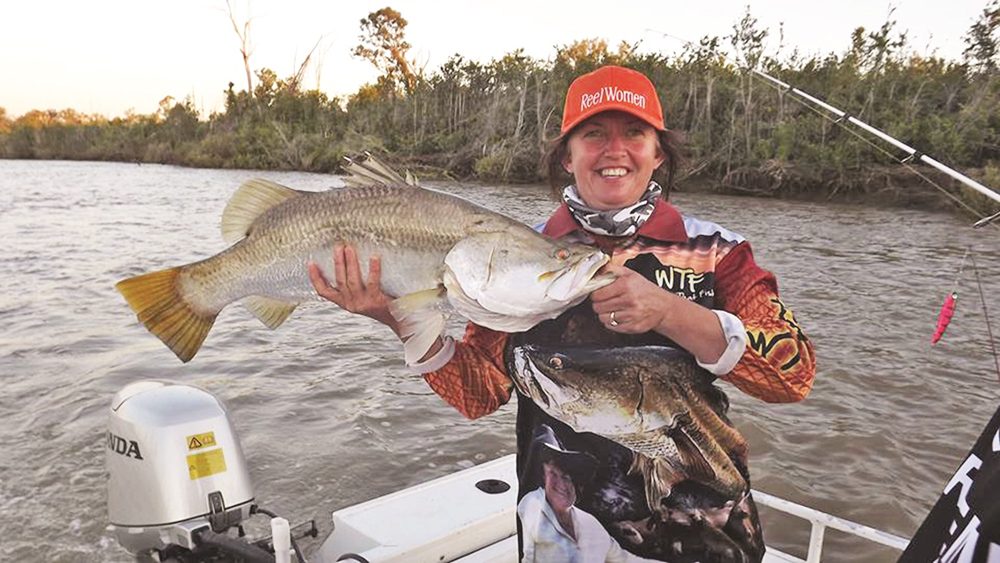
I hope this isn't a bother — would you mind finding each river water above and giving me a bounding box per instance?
[1,159,998,562]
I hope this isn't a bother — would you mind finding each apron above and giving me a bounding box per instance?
[507,268,765,562]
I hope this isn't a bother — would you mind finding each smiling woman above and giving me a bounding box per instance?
[517,424,632,562]
[545,66,681,213]
[561,111,666,211]
[313,64,816,562]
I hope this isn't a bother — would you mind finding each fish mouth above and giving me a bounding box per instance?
[510,347,535,398]
[541,251,611,301]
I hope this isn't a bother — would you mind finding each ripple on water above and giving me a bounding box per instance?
[2,161,998,562]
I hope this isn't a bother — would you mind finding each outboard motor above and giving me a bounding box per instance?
[106,380,306,561]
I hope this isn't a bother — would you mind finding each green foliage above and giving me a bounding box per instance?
[353,7,417,95]
[2,3,999,214]
[0,107,10,135]
[984,161,1000,187]
[964,0,1000,73]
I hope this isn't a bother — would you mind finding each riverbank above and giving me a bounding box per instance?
[3,154,994,218]
[375,157,1000,223]
[685,162,997,210]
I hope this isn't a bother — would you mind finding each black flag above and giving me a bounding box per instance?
[899,402,1000,561]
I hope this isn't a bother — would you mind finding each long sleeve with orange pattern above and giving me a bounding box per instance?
[422,323,514,419]
[713,242,815,403]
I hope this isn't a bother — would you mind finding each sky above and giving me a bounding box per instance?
[1,0,993,119]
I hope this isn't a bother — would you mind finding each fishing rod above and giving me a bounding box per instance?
[751,70,1000,227]
[646,29,1000,227]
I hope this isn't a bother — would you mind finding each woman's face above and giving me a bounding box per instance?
[542,461,577,513]
[562,110,665,211]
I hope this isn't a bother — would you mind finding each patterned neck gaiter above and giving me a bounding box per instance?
[562,182,662,237]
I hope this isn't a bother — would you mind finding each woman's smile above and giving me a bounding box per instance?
[563,110,664,210]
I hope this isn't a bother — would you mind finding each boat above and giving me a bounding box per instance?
[313,453,911,563]
[107,380,911,563]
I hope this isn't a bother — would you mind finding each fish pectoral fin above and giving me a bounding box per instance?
[444,268,547,331]
[390,287,448,365]
[669,427,717,484]
[443,237,492,302]
[631,453,684,513]
[221,179,303,244]
[244,296,298,329]
[116,267,216,363]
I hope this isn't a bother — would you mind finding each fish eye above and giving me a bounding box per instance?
[554,248,569,261]
[548,356,563,369]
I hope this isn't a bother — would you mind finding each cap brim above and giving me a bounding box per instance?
[561,103,666,136]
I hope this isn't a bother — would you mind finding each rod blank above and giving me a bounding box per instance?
[753,69,1000,207]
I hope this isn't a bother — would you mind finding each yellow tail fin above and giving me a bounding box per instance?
[115,268,216,363]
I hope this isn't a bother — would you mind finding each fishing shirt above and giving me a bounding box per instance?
[419,198,816,561]
[420,199,815,414]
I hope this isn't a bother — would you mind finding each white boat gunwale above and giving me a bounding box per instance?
[314,454,910,563]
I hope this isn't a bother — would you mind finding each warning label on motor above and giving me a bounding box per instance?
[187,449,226,480]
[187,431,216,450]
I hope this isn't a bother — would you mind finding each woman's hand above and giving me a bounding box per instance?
[589,264,671,334]
[308,245,400,334]
[309,244,445,364]
[590,264,728,364]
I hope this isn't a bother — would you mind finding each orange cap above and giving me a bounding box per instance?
[560,65,665,135]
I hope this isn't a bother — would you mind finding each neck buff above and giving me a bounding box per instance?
[562,182,662,237]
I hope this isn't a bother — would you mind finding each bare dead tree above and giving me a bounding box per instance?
[226,0,254,96]
[289,37,324,94]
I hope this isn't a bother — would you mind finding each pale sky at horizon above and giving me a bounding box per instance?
[1,0,992,119]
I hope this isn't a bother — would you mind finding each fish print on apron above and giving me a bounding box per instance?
[507,252,765,563]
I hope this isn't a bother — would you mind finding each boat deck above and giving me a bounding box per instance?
[314,454,907,562]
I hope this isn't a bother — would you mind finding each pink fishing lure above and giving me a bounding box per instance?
[931,292,957,344]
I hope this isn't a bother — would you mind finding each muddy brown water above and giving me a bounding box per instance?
[1,159,997,561]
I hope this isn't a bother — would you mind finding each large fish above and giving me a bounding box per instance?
[116,155,613,363]
[510,344,749,514]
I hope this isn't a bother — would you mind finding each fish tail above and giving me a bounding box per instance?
[116,267,216,363]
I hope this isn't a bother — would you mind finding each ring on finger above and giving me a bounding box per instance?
[609,311,619,327]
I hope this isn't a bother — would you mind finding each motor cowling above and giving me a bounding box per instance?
[106,380,255,555]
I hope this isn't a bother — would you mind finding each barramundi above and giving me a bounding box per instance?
[116,155,613,363]
[511,345,749,514]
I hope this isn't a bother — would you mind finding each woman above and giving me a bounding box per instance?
[310,65,815,562]
[518,425,656,563]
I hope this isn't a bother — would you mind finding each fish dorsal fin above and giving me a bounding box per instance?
[388,286,448,365]
[221,179,302,244]
[342,152,419,187]
[244,296,298,329]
